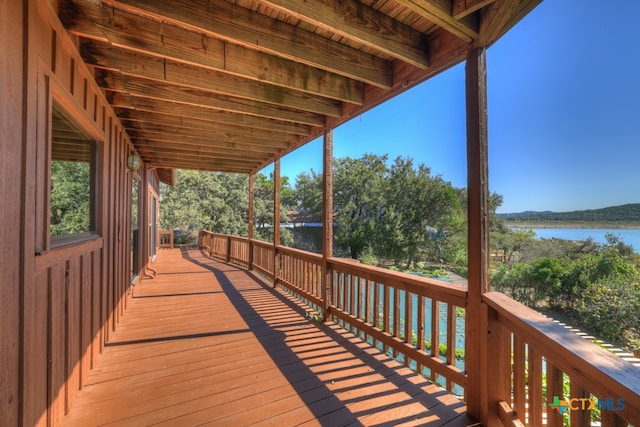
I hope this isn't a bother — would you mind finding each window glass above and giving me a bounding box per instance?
[50,104,98,243]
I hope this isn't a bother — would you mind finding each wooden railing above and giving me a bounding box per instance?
[484,292,640,427]
[159,229,174,249]
[199,231,640,426]
[327,258,467,396]
[199,231,467,396]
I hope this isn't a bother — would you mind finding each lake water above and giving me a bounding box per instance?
[511,227,640,253]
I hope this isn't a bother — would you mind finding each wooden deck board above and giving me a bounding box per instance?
[63,249,477,426]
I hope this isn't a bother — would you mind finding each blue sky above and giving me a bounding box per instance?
[267,1,640,214]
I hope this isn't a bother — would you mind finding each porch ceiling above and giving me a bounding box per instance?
[57,0,540,175]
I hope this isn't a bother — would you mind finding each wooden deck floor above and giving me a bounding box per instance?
[63,249,477,426]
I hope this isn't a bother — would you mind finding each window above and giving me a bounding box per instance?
[50,103,99,245]
[131,177,140,280]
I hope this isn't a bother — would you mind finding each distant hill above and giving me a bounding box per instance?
[498,203,640,224]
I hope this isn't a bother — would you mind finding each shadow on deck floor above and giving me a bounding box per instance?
[63,248,478,426]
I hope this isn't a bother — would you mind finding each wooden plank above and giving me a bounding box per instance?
[260,0,429,69]
[49,263,67,426]
[91,249,101,366]
[394,0,479,41]
[512,335,526,421]
[273,159,281,282]
[22,268,50,427]
[546,364,564,427]
[105,0,393,88]
[453,0,497,19]
[126,124,294,148]
[66,257,82,409]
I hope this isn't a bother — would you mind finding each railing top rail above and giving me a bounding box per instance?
[250,238,275,249]
[484,291,640,425]
[329,257,467,307]
[276,245,323,263]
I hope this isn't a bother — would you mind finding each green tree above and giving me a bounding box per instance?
[577,275,640,346]
[380,157,463,268]
[160,170,249,235]
[332,154,388,259]
[50,160,92,236]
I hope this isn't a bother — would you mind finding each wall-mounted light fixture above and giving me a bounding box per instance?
[127,152,142,172]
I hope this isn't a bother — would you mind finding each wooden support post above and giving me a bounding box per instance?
[464,46,493,424]
[273,160,281,286]
[322,128,334,321]
[248,174,254,270]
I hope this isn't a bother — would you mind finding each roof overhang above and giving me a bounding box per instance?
[56,0,541,175]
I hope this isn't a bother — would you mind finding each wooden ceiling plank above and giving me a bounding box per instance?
[63,0,364,105]
[134,140,278,157]
[452,0,497,20]
[142,148,268,164]
[126,124,294,147]
[120,111,297,143]
[114,101,311,136]
[258,0,429,69]
[83,42,343,117]
[105,0,393,88]
[101,74,326,127]
[395,0,478,42]
[138,146,271,164]
[145,155,259,172]
[129,129,291,150]
[133,135,284,157]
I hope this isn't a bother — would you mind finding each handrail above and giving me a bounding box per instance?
[484,291,640,426]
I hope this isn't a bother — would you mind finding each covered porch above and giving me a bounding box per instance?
[63,248,475,426]
[2,1,639,426]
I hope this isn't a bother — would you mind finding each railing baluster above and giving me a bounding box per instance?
[546,364,564,427]
[392,289,400,358]
[404,290,412,367]
[513,335,526,423]
[373,280,380,349]
[446,304,455,392]
[383,284,390,355]
[431,299,440,359]
[528,347,543,427]
[430,298,440,389]
[569,382,590,427]
[417,294,425,374]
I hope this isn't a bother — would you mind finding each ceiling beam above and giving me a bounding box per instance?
[103,0,393,88]
[60,0,364,105]
[395,0,479,42]
[113,101,310,136]
[452,0,497,20]
[119,111,298,143]
[258,0,429,69]
[82,42,343,117]
[145,156,258,174]
[133,138,283,163]
[100,74,327,127]
[125,123,294,147]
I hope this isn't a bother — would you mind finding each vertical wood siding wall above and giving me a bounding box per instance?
[1,1,156,425]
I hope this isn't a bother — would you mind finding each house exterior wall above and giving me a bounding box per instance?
[1,1,26,425]
[0,1,159,425]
